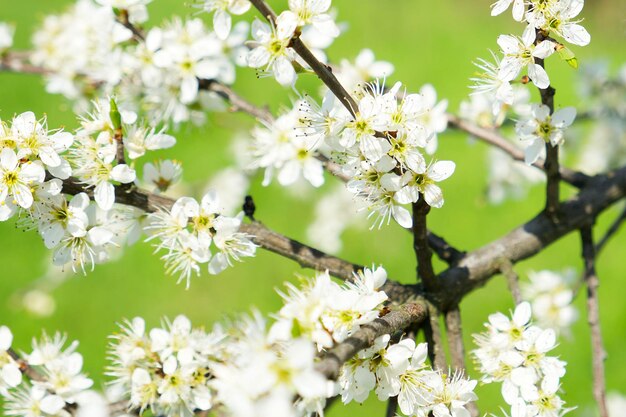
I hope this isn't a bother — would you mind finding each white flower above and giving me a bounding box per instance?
[247,11,298,86]
[515,104,576,164]
[5,386,66,417]
[417,84,448,155]
[0,326,22,394]
[143,160,183,193]
[470,53,515,115]
[424,371,478,417]
[522,270,578,334]
[37,193,90,249]
[0,22,15,51]
[337,49,395,93]
[396,160,456,209]
[0,148,45,209]
[288,0,340,38]
[123,127,176,160]
[497,31,556,89]
[202,0,251,40]
[491,0,526,21]
[11,112,74,179]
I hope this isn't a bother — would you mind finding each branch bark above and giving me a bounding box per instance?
[431,164,626,310]
[580,227,609,417]
[315,303,427,380]
[412,199,436,288]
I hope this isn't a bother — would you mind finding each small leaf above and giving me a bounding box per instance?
[109,98,122,130]
[556,44,578,69]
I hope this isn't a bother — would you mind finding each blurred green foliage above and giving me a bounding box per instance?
[0,0,624,416]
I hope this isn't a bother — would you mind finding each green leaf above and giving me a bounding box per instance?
[109,98,122,130]
[557,45,578,69]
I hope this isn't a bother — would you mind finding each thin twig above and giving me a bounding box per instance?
[446,114,589,188]
[197,79,274,124]
[248,0,358,117]
[444,307,479,417]
[595,204,626,254]
[497,258,522,305]
[7,348,45,382]
[580,227,609,417]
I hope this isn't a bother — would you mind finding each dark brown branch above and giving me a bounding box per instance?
[446,114,589,188]
[427,231,465,265]
[595,204,626,254]
[498,258,522,305]
[425,303,447,370]
[535,31,560,218]
[432,164,626,310]
[58,176,413,299]
[580,227,609,417]
[315,303,427,380]
[412,199,436,288]
[385,396,398,417]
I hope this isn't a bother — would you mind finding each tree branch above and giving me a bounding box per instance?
[595,204,626,254]
[580,227,609,417]
[385,396,398,417]
[248,0,359,117]
[412,199,436,288]
[58,176,413,299]
[446,113,589,188]
[534,31,560,218]
[7,348,45,382]
[497,258,522,305]
[315,303,427,380]
[432,164,626,310]
[424,303,447,370]
[444,307,479,417]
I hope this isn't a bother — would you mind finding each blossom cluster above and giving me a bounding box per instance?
[298,81,453,228]
[340,335,477,416]
[0,104,258,281]
[146,191,257,286]
[0,328,94,417]
[30,0,248,125]
[270,267,389,349]
[242,0,340,86]
[472,0,589,117]
[472,302,571,417]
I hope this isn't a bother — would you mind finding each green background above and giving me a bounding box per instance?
[0,0,624,415]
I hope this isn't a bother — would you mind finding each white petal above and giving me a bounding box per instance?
[95,182,115,210]
[552,107,576,128]
[392,205,412,228]
[561,23,591,46]
[528,63,550,89]
[110,164,136,183]
[273,57,296,86]
[428,161,455,181]
[423,183,444,208]
[213,9,232,40]
[524,138,544,165]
